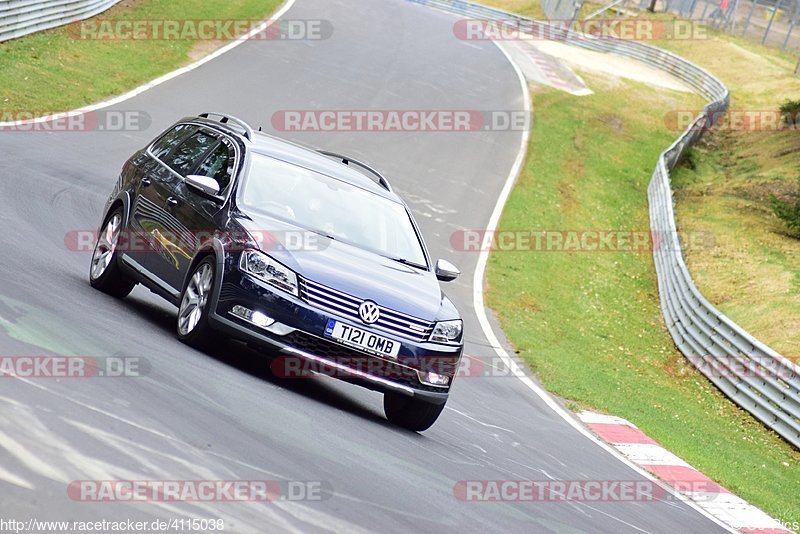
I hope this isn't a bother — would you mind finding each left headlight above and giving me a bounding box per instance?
[240,250,299,297]
[429,319,463,343]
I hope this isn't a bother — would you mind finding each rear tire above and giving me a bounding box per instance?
[177,257,226,352]
[89,208,136,298]
[384,392,446,432]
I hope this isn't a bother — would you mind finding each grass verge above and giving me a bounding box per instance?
[0,0,283,112]
[658,32,800,362]
[484,71,800,523]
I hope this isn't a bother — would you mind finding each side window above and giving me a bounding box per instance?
[151,124,194,160]
[164,130,217,177]
[197,139,235,192]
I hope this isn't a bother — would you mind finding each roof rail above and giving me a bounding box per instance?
[318,151,392,192]
[198,112,254,141]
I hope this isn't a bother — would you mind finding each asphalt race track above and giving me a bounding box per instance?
[0,0,727,531]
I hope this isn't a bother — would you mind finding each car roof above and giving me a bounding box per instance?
[190,116,402,202]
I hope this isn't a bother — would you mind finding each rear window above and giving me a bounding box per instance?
[151,124,194,160]
[164,130,218,177]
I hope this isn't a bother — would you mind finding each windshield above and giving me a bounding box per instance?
[240,154,428,268]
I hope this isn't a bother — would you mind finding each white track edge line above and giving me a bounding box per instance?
[0,0,297,127]
[479,39,735,533]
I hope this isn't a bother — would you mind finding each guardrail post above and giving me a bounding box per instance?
[553,0,565,19]
[727,0,740,32]
[700,0,711,18]
[782,2,799,49]
[762,0,783,44]
[741,0,757,36]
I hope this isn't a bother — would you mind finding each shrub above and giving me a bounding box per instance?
[779,99,800,129]
[771,179,800,236]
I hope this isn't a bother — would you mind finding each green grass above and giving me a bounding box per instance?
[653,22,800,362]
[485,74,800,525]
[0,0,283,111]
[671,128,800,360]
[484,0,546,18]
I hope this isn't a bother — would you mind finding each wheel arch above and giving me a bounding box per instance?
[102,191,132,230]
[181,238,226,295]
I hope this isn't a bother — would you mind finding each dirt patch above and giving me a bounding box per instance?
[514,294,543,314]
[595,114,624,135]
[103,0,147,17]
[573,129,585,149]
[188,40,226,62]
[736,179,799,205]
[530,40,695,93]
[774,141,800,158]
[556,176,579,213]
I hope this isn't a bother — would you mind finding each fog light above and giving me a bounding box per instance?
[251,311,273,328]
[230,305,275,329]
[418,371,450,387]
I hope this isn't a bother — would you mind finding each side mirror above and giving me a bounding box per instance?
[435,259,460,282]
[186,175,220,197]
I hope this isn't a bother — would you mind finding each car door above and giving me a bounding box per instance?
[147,129,231,292]
[128,124,196,279]
[170,136,238,290]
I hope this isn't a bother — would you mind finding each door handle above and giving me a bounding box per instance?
[166,197,179,208]
[141,177,152,187]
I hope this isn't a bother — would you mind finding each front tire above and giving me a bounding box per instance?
[89,209,136,298]
[384,392,446,432]
[177,257,226,352]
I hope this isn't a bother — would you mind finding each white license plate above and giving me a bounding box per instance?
[324,320,400,358]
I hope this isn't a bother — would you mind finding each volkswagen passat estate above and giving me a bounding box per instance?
[89,113,464,431]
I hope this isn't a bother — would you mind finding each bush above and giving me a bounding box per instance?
[779,99,800,129]
[771,179,800,236]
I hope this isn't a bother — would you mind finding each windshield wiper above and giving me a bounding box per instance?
[304,228,336,241]
[385,256,427,270]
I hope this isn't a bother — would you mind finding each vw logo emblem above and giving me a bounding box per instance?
[358,301,380,324]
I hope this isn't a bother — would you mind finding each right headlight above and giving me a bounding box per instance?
[429,319,463,343]
[240,249,299,296]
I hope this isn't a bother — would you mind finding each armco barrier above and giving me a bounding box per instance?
[410,0,800,448]
[0,0,121,42]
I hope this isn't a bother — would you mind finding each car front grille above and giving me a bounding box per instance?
[298,277,435,343]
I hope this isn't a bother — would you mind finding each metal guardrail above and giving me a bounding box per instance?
[0,0,121,42]
[409,0,800,448]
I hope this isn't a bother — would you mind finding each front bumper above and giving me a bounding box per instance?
[207,268,462,405]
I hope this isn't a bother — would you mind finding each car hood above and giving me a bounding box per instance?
[234,213,454,321]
